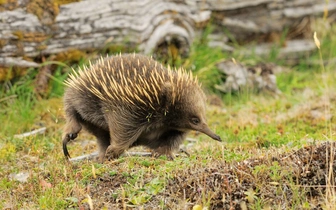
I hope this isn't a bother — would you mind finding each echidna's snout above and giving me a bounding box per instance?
[201,124,222,141]
[212,134,222,141]
[192,122,221,142]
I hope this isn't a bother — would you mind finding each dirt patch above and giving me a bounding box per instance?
[87,142,336,209]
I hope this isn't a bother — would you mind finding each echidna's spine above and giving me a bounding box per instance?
[64,54,199,111]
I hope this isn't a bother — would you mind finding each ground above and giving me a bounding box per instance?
[87,142,335,209]
[1,19,336,209]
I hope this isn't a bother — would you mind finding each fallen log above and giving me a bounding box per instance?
[0,0,334,68]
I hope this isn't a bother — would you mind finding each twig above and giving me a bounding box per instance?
[69,151,154,162]
[69,151,99,162]
[14,127,47,139]
[125,151,152,156]
[69,137,199,162]
[0,95,17,103]
[186,137,198,142]
[69,150,192,163]
[0,57,40,68]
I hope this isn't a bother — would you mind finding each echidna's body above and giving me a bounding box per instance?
[62,54,221,162]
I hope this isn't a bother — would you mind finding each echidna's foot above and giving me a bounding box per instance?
[62,132,80,159]
[63,120,82,142]
[166,154,175,161]
[151,152,175,160]
[63,132,79,144]
[98,151,106,163]
[179,148,190,157]
[104,145,124,161]
[152,147,175,160]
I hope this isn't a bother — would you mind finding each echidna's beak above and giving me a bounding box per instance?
[197,123,222,142]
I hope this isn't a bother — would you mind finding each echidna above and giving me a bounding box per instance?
[62,53,221,162]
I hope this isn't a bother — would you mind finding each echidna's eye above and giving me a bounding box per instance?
[191,117,200,125]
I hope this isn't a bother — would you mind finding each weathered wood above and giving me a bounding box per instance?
[0,0,334,67]
[0,0,202,67]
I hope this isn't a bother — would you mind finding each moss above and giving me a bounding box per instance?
[12,31,24,40]
[53,0,81,5]
[26,0,59,25]
[0,39,7,49]
[12,31,49,42]
[0,66,27,82]
[36,44,47,51]
[105,44,137,54]
[54,49,87,63]
[26,0,82,24]
[23,32,49,42]
[0,0,18,11]
[0,66,11,81]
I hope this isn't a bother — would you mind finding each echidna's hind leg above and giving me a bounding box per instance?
[81,122,110,163]
[62,106,82,159]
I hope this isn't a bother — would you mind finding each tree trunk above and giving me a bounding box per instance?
[0,0,334,67]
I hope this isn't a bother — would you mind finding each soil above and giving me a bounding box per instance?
[86,142,336,209]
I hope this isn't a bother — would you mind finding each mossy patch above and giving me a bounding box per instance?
[0,66,27,82]
[26,0,59,25]
[54,0,81,5]
[0,0,17,11]
[25,0,82,25]
[0,39,7,49]
[12,31,49,42]
[54,49,87,63]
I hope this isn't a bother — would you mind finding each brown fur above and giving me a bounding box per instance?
[62,54,221,162]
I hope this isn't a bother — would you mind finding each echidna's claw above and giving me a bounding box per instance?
[179,148,190,157]
[68,133,78,140]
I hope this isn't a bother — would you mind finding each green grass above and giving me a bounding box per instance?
[1,19,336,209]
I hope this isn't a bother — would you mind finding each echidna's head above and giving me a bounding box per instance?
[168,86,221,142]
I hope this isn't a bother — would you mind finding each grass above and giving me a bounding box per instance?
[1,19,336,209]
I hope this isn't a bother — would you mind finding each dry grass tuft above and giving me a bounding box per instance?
[87,142,335,209]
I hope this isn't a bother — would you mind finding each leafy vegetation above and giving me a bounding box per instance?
[0,18,336,209]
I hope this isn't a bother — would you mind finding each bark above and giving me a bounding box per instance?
[0,0,334,67]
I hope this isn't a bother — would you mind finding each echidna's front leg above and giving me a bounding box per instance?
[103,113,141,162]
[151,130,188,160]
[104,144,126,160]
[104,134,142,161]
[97,136,111,163]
